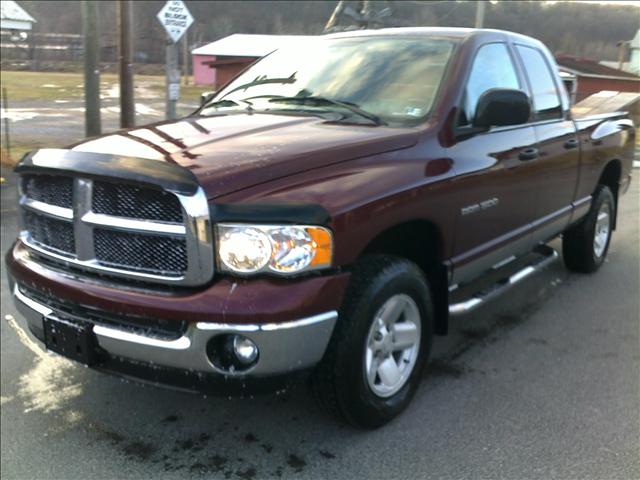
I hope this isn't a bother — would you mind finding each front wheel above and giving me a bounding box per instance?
[563,185,615,273]
[311,255,434,428]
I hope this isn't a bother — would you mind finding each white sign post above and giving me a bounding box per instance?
[157,1,193,119]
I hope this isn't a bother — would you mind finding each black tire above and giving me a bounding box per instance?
[311,255,434,429]
[563,185,615,273]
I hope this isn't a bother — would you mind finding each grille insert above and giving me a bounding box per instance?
[93,181,183,223]
[22,175,73,208]
[94,229,187,276]
[23,210,75,256]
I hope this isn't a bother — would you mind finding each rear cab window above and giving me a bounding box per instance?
[515,45,562,121]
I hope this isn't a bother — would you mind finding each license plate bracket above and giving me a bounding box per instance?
[43,316,98,365]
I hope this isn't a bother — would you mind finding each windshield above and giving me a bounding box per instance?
[201,36,457,126]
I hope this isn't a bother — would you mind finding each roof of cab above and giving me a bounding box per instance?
[325,27,541,46]
[326,27,475,40]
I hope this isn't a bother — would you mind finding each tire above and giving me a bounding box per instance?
[563,185,615,273]
[311,255,434,429]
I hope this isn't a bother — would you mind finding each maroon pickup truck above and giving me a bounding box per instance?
[7,28,635,428]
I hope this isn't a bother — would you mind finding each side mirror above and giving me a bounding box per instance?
[200,91,216,107]
[474,89,531,128]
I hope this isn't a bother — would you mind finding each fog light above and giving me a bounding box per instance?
[206,334,259,373]
[232,335,258,365]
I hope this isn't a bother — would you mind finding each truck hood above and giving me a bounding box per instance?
[70,113,419,199]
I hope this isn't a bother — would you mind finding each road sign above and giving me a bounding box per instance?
[157,0,193,43]
[168,83,180,101]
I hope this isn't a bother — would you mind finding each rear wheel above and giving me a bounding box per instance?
[311,255,434,429]
[563,186,615,273]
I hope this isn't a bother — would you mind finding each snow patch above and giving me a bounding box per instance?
[0,108,70,122]
[135,103,161,115]
[5,315,84,418]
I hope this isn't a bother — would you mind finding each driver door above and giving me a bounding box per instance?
[447,42,540,285]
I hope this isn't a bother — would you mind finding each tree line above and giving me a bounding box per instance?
[16,0,640,64]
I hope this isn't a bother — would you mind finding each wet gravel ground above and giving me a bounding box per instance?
[1,169,638,480]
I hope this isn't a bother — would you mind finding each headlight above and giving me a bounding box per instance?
[217,226,271,273]
[216,224,333,275]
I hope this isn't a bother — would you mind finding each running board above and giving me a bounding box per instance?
[448,245,559,317]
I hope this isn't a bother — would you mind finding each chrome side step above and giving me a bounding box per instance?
[448,245,559,317]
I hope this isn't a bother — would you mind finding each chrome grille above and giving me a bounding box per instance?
[94,229,188,276]
[93,181,183,223]
[18,173,214,286]
[22,174,73,208]
[23,210,75,256]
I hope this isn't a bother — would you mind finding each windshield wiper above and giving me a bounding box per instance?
[199,98,253,114]
[218,73,297,99]
[268,96,385,125]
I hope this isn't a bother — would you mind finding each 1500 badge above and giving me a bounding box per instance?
[461,197,499,216]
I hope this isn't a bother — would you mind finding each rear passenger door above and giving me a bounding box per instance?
[514,45,580,244]
[448,42,540,285]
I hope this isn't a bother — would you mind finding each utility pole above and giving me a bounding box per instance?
[82,0,101,137]
[617,40,629,70]
[475,1,486,28]
[118,0,135,128]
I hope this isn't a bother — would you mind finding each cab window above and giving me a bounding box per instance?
[516,45,562,120]
[458,43,520,126]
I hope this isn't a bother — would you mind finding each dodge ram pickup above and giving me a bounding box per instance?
[6,28,635,428]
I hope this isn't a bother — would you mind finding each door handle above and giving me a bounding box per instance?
[564,138,579,149]
[518,148,539,161]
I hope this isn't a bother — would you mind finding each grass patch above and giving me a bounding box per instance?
[1,71,86,101]
[0,71,209,104]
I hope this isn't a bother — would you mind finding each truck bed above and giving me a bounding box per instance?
[572,90,640,122]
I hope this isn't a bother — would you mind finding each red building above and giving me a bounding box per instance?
[191,34,314,89]
[556,54,640,104]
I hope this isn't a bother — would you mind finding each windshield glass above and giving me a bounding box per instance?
[202,36,457,126]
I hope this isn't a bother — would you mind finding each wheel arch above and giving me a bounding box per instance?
[359,220,449,335]
[597,159,622,229]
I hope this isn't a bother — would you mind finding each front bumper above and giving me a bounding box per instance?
[12,283,337,377]
[7,242,350,388]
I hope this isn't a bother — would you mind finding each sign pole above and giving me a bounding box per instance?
[182,30,189,86]
[165,38,179,120]
[157,0,194,121]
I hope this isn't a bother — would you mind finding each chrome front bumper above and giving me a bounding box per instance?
[12,284,337,377]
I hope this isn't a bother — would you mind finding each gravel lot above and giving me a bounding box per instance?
[1,169,638,480]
